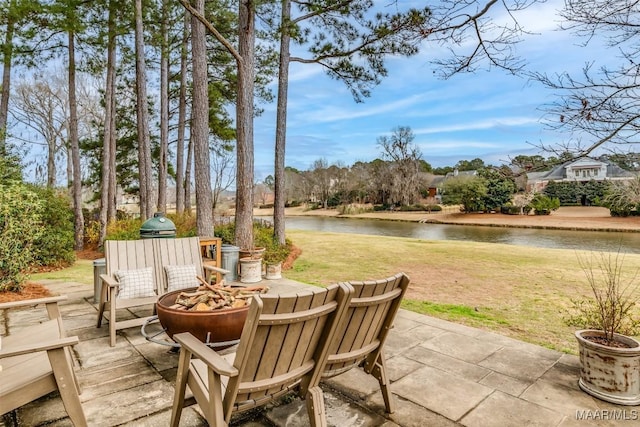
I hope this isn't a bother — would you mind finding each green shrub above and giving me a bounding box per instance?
[105,218,144,240]
[215,221,236,244]
[0,183,45,291]
[215,220,291,263]
[167,212,197,237]
[254,222,291,263]
[30,186,76,267]
[337,204,373,215]
[500,205,521,215]
[398,204,425,212]
[373,204,392,211]
[530,194,560,215]
[0,153,22,183]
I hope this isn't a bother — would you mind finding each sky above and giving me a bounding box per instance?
[250,0,614,181]
[9,1,619,186]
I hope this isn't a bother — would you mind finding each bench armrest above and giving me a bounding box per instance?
[173,332,238,377]
[0,336,79,359]
[100,274,120,288]
[0,295,67,310]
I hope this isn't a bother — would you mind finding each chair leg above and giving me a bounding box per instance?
[370,354,395,414]
[96,284,107,328]
[109,288,117,347]
[170,349,191,427]
[48,348,88,427]
[305,386,327,427]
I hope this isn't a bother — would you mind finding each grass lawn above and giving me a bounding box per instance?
[283,230,640,354]
[31,230,640,354]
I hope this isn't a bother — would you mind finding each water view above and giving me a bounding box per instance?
[258,216,640,254]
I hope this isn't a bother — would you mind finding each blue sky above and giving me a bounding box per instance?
[251,0,612,181]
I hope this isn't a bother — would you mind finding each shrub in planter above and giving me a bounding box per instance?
[565,250,640,405]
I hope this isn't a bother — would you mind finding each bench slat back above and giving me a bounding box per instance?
[104,237,203,296]
[224,283,352,413]
[325,273,409,374]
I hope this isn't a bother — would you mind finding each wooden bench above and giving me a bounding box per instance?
[96,237,229,346]
[0,296,87,426]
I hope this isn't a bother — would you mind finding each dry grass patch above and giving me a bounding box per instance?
[286,230,640,353]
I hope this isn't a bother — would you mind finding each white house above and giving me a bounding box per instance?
[526,157,636,193]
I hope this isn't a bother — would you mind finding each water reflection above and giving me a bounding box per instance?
[257,216,640,254]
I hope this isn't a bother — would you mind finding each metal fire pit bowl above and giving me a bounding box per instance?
[156,287,250,349]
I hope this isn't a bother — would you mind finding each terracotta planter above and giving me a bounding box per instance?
[265,262,282,280]
[239,247,265,260]
[156,287,249,349]
[575,329,640,405]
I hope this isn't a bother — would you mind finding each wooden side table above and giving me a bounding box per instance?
[199,236,223,284]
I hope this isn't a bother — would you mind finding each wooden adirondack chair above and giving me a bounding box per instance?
[97,237,227,346]
[0,296,87,427]
[170,283,354,427]
[323,272,410,414]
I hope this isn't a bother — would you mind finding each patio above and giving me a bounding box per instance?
[1,278,630,426]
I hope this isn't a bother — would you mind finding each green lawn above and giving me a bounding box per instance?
[31,230,640,354]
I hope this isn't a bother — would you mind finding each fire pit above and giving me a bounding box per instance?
[156,287,251,349]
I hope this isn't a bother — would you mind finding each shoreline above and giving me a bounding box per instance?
[253,206,640,233]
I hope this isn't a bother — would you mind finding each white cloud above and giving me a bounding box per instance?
[414,116,540,135]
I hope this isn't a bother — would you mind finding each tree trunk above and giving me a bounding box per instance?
[158,0,169,213]
[185,131,193,214]
[234,0,255,250]
[0,4,14,154]
[65,143,71,188]
[135,0,153,219]
[99,0,117,247]
[47,140,57,188]
[68,30,84,250]
[191,0,213,235]
[273,0,291,245]
[176,13,190,215]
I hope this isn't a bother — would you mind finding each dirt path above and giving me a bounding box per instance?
[253,206,640,232]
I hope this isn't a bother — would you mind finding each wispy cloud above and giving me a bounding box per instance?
[251,0,616,178]
[414,116,540,135]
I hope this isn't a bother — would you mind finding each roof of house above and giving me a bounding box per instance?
[527,157,636,181]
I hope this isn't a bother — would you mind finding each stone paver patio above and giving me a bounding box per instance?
[1,278,635,427]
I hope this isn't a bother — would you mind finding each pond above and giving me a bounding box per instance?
[256,216,640,254]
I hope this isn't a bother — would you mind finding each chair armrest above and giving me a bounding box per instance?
[0,295,68,310]
[0,336,79,359]
[203,265,230,275]
[100,274,119,287]
[173,332,238,377]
